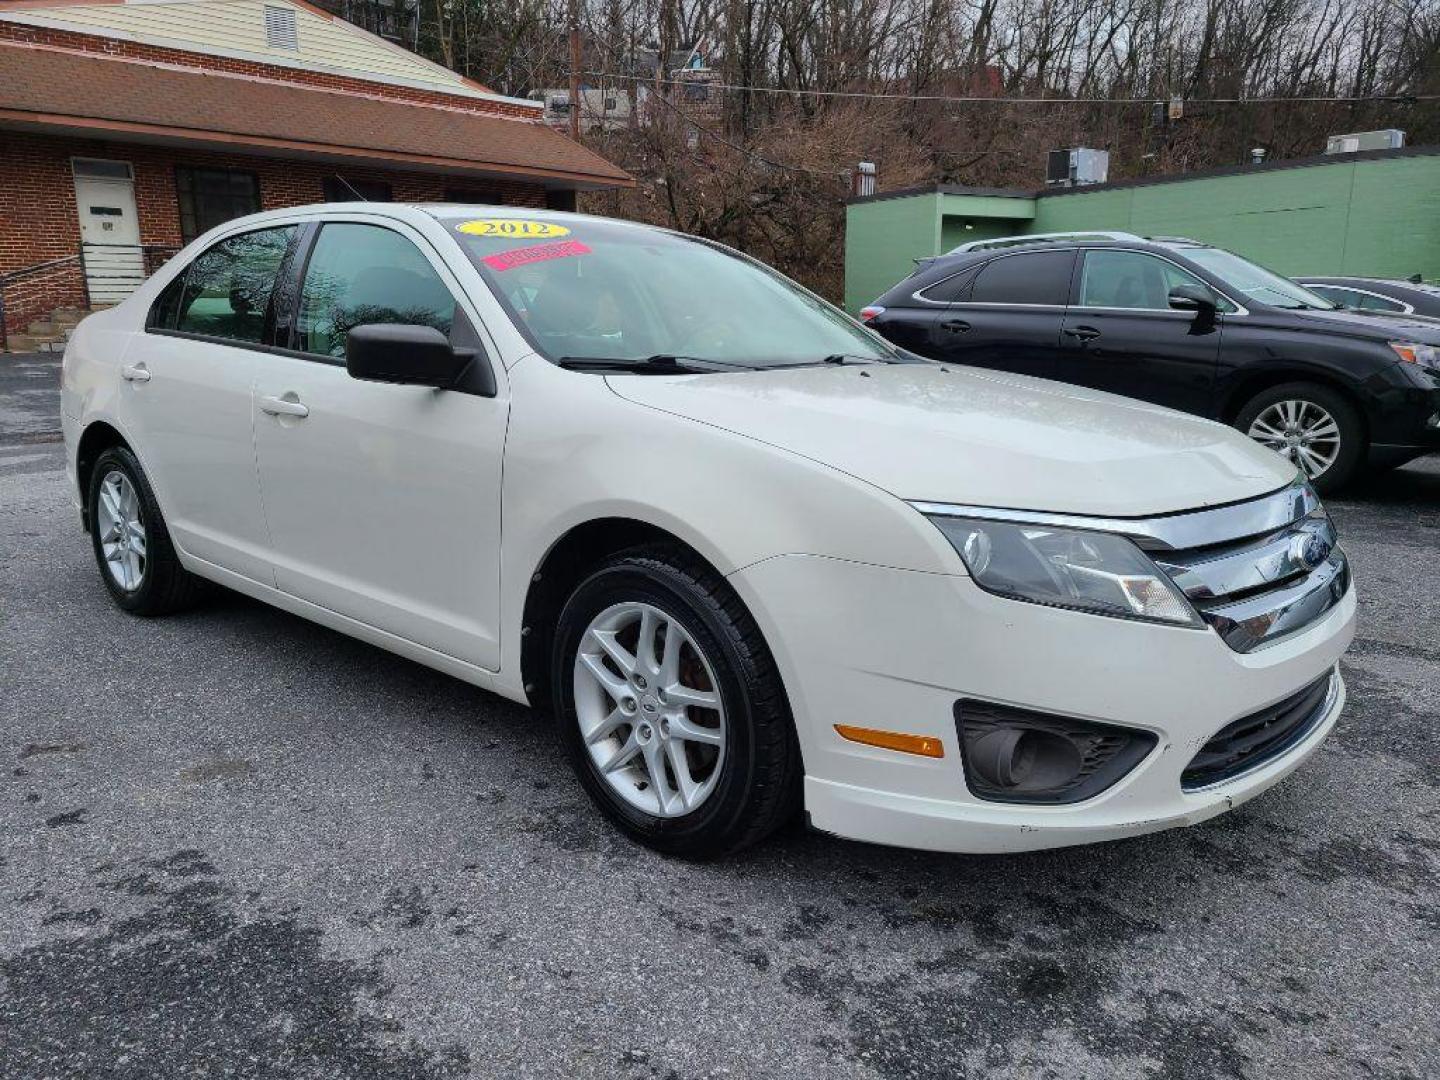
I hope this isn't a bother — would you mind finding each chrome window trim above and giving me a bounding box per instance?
[1296,282,1414,315]
[910,478,1318,553]
[944,301,1070,312]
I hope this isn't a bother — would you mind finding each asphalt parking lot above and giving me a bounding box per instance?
[1,353,1436,1080]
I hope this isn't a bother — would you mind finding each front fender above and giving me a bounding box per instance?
[495,356,962,689]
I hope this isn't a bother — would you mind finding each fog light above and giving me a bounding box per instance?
[955,700,1156,804]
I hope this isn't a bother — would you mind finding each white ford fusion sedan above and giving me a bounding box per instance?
[61,204,1355,856]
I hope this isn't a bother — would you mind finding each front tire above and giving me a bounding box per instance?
[1235,382,1365,494]
[550,545,801,857]
[87,446,203,615]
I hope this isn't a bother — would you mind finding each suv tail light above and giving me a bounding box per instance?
[859,305,885,323]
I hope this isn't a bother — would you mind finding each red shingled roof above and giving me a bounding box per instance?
[0,42,633,188]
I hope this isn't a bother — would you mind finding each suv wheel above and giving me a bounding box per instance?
[550,544,801,857]
[88,446,204,615]
[1235,382,1364,494]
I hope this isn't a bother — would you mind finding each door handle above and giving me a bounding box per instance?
[939,318,971,333]
[120,363,151,383]
[259,394,310,418]
[1063,326,1101,342]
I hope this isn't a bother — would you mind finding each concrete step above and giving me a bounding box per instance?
[4,334,64,353]
[50,307,87,322]
[27,321,58,337]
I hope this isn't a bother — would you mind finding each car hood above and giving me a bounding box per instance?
[1274,305,1440,338]
[607,363,1294,517]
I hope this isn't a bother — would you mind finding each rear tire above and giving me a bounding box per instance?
[550,544,801,857]
[1235,382,1365,494]
[87,446,204,615]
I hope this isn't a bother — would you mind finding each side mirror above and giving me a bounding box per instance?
[1168,283,1218,314]
[345,323,492,394]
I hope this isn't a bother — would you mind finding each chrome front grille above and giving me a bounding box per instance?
[1144,484,1350,653]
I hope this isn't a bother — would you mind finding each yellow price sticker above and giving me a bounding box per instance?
[456,219,571,239]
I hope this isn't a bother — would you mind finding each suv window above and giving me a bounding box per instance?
[917,266,979,303]
[162,226,296,343]
[296,223,457,358]
[969,251,1074,306]
[1079,250,1232,312]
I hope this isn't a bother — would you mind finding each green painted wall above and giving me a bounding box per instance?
[844,193,941,315]
[844,191,1035,312]
[843,151,1440,312]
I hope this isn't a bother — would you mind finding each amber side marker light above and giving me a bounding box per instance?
[834,724,944,758]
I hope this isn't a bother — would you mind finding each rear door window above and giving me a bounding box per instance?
[295,223,457,358]
[968,251,1075,306]
[167,226,295,343]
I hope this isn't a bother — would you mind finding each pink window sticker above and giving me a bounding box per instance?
[481,239,593,272]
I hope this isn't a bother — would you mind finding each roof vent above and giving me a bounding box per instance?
[1325,129,1405,155]
[264,5,299,50]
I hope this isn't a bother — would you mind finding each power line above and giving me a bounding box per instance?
[583,70,1433,106]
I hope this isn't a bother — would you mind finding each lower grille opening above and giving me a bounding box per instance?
[1181,670,1336,791]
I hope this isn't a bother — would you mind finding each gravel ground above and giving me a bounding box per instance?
[2,354,1436,1080]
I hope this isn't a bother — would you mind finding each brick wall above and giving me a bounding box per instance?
[0,21,542,120]
[0,131,549,337]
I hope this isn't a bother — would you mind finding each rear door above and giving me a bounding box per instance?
[116,225,296,583]
[1058,249,1224,413]
[936,249,1075,380]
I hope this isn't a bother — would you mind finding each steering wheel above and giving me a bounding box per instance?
[674,315,737,354]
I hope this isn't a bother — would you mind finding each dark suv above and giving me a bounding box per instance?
[862,232,1440,491]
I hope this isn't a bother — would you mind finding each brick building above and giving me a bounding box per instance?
[0,0,632,348]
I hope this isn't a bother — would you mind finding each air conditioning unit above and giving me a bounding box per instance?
[1046,147,1109,187]
[1325,129,1406,155]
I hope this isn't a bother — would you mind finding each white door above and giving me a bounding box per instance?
[250,220,506,670]
[73,159,143,305]
[118,225,297,585]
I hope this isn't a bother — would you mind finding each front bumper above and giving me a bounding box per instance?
[729,553,1356,854]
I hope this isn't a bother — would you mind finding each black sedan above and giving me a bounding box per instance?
[1295,276,1440,319]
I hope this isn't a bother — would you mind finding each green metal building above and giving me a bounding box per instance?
[844,145,1440,314]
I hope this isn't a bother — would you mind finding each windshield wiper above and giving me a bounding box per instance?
[555,354,750,374]
[820,353,896,365]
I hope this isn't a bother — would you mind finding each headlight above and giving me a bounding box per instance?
[926,515,1201,626]
[1390,341,1439,369]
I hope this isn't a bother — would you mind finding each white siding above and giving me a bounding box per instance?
[2,0,479,94]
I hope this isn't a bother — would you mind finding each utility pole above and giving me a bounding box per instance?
[568,0,581,142]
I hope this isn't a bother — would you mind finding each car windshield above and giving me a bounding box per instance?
[440,212,897,369]
[1174,246,1337,310]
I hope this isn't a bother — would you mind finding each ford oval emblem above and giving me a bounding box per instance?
[1291,531,1332,571]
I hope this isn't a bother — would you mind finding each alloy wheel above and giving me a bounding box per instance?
[97,469,147,591]
[573,601,727,818]
[1247,399,1341,480]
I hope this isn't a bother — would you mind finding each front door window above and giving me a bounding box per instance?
[295,223,457,358]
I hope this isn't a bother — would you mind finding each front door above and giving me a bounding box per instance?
[1057,249,1224,413]
[251,220,506,670]
[72,159,143,305]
